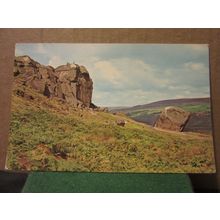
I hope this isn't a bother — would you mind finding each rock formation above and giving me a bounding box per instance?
[154,106,190,132]
[14,55,93,108]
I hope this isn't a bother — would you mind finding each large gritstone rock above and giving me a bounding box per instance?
[14,56,93,108]
[154,106,190,132]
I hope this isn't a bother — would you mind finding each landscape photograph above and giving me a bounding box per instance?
[6,43,216,173]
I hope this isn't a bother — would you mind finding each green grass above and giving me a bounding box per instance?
[128,108,161,117]
[6,87,216,173]
[178,104,210,113]
[128,104,210,118]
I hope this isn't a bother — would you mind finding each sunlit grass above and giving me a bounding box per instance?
[6,88,216,173]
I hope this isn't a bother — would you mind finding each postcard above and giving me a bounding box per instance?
[6,43,216,172]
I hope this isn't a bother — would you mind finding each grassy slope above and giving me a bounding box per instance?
[6,87,216,173]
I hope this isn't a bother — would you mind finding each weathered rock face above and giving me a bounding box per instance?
[154,106,190,132]
[14,56,93,108]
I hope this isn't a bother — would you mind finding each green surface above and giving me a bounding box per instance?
[22,172,193,193]
[8,90,215,173]
[128,103,210,115]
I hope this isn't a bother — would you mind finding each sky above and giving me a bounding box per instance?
[15,43,210,107]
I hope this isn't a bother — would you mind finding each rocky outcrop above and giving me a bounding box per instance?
[14,55,93,108]
[154,106,190,132]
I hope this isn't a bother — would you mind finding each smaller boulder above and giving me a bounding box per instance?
[154,106,190,132]
[116,119,126,127]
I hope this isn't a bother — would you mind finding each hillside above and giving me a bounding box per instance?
[6,56,215,173]
[111,98,210,113]
[7,85,215,173]
[111,98,212,133]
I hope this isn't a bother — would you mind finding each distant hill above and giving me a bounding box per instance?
[110,97,212,133]
[111,97,210,113]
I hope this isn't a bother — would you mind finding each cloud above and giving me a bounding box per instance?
[48,56,65,67]
[89,58,170,92]
[36,43,47,54]
[15,43,211,107]
[89,57,210,106]
[184,62,208,72]
[93,60,123,86]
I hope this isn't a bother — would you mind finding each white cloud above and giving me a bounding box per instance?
[88,57,210,106]
[89,58,179,106]
[36,43,47,54]
[15,43,211,107]
[48,56,65,67]
[129,59,170,87]
[89,58,170,92]
[184,62,208,72]
[93,60,123,86]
